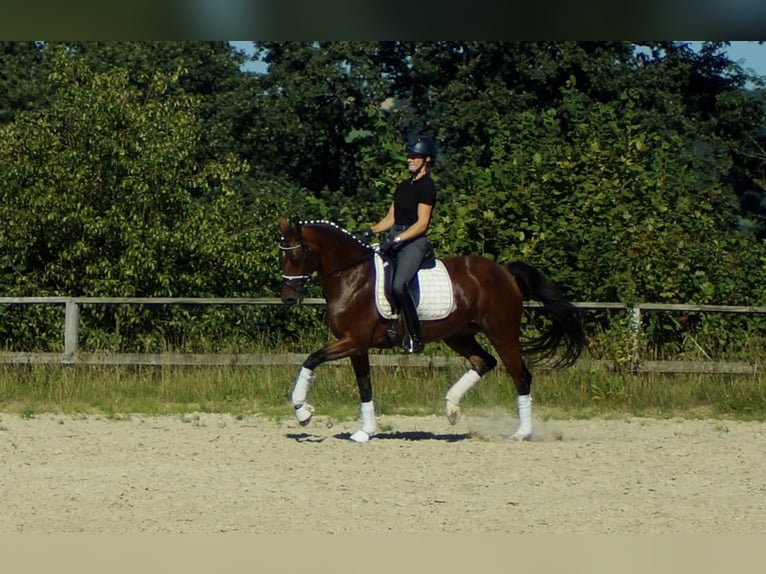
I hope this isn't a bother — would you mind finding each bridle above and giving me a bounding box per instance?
[279,226,376,300]
[279,238,314,297]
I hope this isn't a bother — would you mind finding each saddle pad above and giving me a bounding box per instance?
[373,252,455,320]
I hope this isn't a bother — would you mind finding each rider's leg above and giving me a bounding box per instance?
[396,283,424,353]
[391,243,426,354]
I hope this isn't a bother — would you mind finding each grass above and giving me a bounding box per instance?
[4,305,766,422]
[0,361,764,422]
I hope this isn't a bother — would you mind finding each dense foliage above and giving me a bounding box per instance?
[1,41,765,353]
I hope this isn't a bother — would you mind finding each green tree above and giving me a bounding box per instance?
[56,41,251,175]
[0,41,51,125]
[0,48,299,349]
[249,41,401,196]
[394,42,765,307]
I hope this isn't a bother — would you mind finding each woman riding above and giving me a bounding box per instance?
[357,136,438,354]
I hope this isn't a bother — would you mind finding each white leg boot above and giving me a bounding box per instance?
[350,401,377,443]
[291,367,315,426]
[444,369,481,425]
[511,394,532,441]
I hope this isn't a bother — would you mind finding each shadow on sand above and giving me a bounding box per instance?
[360,430,472,442]
[286,431,473,443]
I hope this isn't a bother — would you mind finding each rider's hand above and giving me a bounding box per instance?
[355,229,374,244]
[380,236,401,254]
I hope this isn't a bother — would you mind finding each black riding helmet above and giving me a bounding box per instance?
[406,136,437,165]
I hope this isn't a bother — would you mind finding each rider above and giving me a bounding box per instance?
[357,136,438,354]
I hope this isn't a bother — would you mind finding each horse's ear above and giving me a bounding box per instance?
[278,217,289,236]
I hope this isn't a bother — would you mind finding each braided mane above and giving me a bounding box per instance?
[299,219,370,247]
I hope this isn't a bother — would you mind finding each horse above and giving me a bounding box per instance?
[277,217,586,443]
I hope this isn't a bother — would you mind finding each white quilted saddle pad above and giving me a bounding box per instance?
[373,252,455,320]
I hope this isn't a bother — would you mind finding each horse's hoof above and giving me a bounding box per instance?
[294,403,314,426]
[445,400,462,425]
[509,431,531,442]
[350,429,374,443]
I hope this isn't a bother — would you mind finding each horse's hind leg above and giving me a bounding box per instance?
[349,353,377,443]
[483,323,534,441]
[442,334,498,425]
[512,362,533,441]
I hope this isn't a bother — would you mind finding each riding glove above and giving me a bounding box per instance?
[379,236,402,254]
[355,228,374,244]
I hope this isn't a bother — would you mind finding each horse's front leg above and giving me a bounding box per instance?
[291,363,316,426]
[289,338,363,428]
[289,347,334,427]
[349,353,376,443]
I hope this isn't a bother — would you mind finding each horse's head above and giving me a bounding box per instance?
[278,217,374,306]
[278,217,318,306]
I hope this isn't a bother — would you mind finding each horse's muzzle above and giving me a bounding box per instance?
[280,282,305,306]
[281,292,304,306]
[281,274,309,306]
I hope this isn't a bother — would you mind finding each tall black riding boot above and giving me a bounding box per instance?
[397,289,424,354]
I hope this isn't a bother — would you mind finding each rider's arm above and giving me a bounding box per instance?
[371,202,395,234]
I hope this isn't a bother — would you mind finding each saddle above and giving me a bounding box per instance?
[373,252,455,320]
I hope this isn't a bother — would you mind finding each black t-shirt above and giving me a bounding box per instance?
[393,174,437,227]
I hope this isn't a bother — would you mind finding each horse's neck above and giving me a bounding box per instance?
[314,240,371,294]
[317,246,369,278]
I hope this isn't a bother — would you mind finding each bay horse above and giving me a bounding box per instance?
[278,218,585,443]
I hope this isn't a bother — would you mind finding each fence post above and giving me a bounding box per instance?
[64,298,80,363]
[629,305,642,366]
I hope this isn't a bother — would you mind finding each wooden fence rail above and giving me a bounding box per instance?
[1,296,764,374]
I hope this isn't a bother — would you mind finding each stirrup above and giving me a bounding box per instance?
[401,335,424,354]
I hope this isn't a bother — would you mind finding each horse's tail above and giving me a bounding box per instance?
[506,261,586,368]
